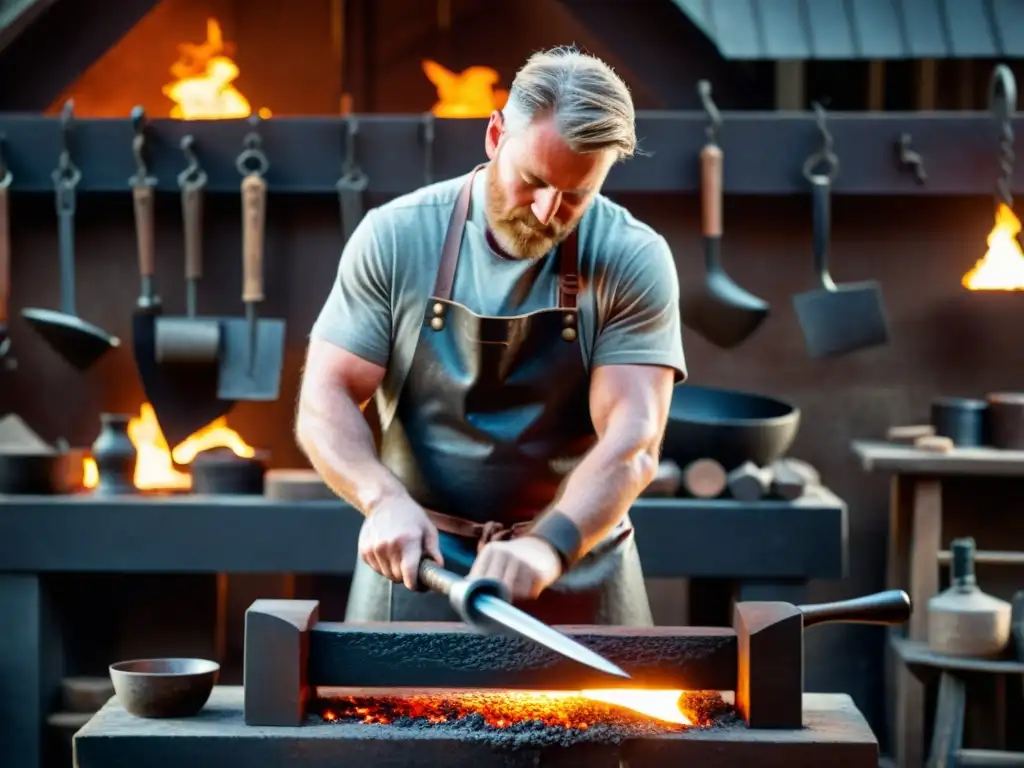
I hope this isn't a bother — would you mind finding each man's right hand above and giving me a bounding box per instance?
[357,498,444,591]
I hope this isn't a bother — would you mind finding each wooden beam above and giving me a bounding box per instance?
[0,0,161,111]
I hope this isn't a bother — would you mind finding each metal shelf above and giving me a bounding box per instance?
[0,111,1017,196]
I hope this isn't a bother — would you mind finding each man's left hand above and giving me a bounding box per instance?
[469,536,563,601]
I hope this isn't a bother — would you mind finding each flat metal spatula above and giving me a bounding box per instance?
[793,174,889,358]
[217,171,285,401]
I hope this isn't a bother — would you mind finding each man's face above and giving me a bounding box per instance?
[483,111,616,260]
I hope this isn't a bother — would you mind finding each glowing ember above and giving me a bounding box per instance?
[963,203,1024,291]
[163,18,271,120]
[82,403,255,491]
[315,690,738,730]
[422,60,508,118]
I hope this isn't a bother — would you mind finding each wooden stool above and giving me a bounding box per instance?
[894,635,1024,768]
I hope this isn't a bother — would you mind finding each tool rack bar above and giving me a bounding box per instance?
[0,111,1017,196]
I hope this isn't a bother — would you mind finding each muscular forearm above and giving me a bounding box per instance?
[550,426,660,553]
[295,391,412,517]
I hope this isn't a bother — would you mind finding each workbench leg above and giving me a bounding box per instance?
[0,574,65,768]
[927,672,965,768]
[896,477,943,768]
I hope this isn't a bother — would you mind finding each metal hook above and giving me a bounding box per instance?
[0,134,11,189]
[342,116,364,178]
[235,113,270,177]
[802,101,840,182]
[53,99,81,188]
[989,64,1017,123]
[129,105,156,186]
[697,80,721,144]
[178,135,207,189]
[421,113,435,185]
[896,133,927,184]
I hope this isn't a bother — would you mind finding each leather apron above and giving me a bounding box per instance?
[345,166,652,626]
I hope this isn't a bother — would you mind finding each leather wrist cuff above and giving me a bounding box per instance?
[528,511,583,571]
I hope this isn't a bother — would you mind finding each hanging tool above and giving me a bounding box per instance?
[991,65,1016,221]
[0,135,15,370]
[22,100,120,371]
[336,116,368,243]
[217,116,286,401]
[417,558,631,681]
[128,107,168,410]
[422,112,435,186]
[792,103,889,358]
[155,135,222,369]
[679,81,768,349]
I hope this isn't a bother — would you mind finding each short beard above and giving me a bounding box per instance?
[484,161,571,260]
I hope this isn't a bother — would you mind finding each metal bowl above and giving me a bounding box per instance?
[662,385,801,472]
[109,658,219,718]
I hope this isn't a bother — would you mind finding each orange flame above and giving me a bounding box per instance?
[422,60,508,118]
[82,404,255,491]
[318,689,702,727]
[163,18,271,120]
[963,203,1024,291]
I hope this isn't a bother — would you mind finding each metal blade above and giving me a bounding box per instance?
[474,593,631,681]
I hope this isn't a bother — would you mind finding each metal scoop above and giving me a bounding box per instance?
[680,82,769,349]
[22,101,119,370]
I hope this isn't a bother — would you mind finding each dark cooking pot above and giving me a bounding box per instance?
[661,385,801,472]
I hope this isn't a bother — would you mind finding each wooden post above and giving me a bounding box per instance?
[774,61,806,110]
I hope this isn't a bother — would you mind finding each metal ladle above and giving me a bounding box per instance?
[21,100,120,371]
[679,81,769,349]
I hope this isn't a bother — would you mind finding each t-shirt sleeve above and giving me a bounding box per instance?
[310,209,393,367]
[591,235,687,382]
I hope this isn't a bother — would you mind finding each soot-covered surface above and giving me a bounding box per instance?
[310,690,741,750]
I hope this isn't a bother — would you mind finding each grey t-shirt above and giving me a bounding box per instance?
[311,170,686,429]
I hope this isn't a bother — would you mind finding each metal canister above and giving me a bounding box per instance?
[987,392,1024,450]
[930,397,989,447]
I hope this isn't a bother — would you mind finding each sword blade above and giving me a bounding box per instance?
[474,593,631,681]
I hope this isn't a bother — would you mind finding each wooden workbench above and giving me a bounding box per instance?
[851,440,1024,768]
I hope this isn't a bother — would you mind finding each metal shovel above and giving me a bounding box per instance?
[22,102,119,370]
[793,174,889,358]
[217,160,285,402]
[680,82,768,349]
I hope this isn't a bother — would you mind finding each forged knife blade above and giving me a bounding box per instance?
[417,558,631,682]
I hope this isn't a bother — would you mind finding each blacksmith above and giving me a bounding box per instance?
[296,46,686,625]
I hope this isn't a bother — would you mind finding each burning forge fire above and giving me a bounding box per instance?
[82,403,255,491]
[962,203,1024,291]
[163,18,271,120]
[422,60,509,118]
[315,689,737,730]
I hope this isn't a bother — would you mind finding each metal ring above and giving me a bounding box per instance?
[802,150,840,182]
[235,148,269,177]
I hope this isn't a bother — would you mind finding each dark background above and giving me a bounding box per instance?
[4,0,1024,755]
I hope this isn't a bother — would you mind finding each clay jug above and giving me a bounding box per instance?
[927,537,1011,657]
[90,413,137,495]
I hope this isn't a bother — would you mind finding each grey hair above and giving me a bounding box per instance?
[502,46,637,161]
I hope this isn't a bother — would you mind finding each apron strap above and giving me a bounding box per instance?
[558,230,579,310]
[432,163,581,309]
[432,165,483,300]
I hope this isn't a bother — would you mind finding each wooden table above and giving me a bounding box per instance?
[851,440,1024,768]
